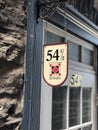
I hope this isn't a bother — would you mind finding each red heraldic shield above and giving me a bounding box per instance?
[50,63,61,77]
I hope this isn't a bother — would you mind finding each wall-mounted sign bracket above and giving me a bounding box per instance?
[37,0,67,20]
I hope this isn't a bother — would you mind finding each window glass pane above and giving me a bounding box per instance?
[82,125,92,130]
[69,42,81,62]
[46,31,65,44]
[83,48,94,66]
[52,87,67,130]
[69,87,80,127]
[83,88,91,123]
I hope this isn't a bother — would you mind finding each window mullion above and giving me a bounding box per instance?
[91,88,93,129]
[81,46,83,63]
[67,86,70,129]
[81,87,83,129]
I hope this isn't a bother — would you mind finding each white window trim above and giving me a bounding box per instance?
[40,20,96,130]
[43,20,96,72]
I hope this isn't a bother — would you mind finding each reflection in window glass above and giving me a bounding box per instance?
[83,48,94,66]
[46,31,65,44]
[69,87,80,127]
[69,42,81,62]
[83,88,91,123]
[82,125,92,130]
[52,87,67,130]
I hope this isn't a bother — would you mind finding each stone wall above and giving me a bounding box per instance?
[0,0,26,129]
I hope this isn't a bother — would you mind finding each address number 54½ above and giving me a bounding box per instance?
[46,49,59,61]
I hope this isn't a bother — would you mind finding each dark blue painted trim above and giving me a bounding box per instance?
[23,0,42,130]
[49,11,98,45]
[65,4,98,32]
[67,19,98,45]
[22,0,36,129]
[29,19,43,130]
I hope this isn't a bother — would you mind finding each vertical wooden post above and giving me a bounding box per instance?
[23,0,43,130]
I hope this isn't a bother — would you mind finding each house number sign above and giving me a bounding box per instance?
[70,74,82,87]
[43,43,68,87]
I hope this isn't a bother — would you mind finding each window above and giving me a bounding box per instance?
[82,48,94,66]
[69,42,81,62]
[52,87,92,130]
[69,42,95,67]
[41,22,95,130]
[82,88,91,123]
[52,87,67,130]
[69,87,80,127]
[82,125,92,130]
[46,31,65,44]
